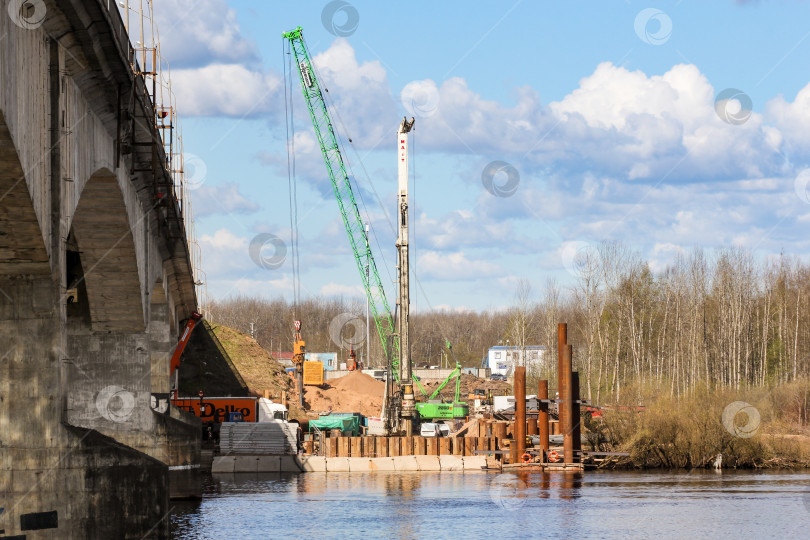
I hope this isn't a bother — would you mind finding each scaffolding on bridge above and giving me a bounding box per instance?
[115,0,209,318]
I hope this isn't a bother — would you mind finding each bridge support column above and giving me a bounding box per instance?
[150,296,172,395]
[66,326,201,469]
[0,277,171,538]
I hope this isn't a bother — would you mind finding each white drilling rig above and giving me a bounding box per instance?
[396,116,415,436]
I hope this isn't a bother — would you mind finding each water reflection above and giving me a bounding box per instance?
[171,470,810,539]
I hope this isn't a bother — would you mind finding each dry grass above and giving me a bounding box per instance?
[209,323,293,398]
[588,380,810,469]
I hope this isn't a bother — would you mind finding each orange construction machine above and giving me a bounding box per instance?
[293,320,305,407]
[170,311,203,375]
[346,347,362,371]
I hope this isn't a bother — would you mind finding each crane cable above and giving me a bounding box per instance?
[292,37,455,366]
[283,40,301,316]
[308,51,451,350]
[307,51,396,289]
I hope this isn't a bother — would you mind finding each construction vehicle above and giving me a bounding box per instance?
[292,320,305,407]
[172,396,259,423]
[346,347,360,371]
[169,311,202,376]
[283,27,432,434]
[469,388,487,400]
[415,362,470,420]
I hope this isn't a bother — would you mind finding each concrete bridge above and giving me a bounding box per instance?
[1,0,201,537]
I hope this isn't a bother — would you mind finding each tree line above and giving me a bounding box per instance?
[208,242,810,403]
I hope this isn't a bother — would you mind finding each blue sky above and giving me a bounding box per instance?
[145,1,810,311]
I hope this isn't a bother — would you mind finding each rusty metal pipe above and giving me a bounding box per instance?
[515,366,526,460]
[557,323,567,440]
[562,345,574,464]
[572,371,582,462]
[538,379,549,453]
[527,416,538,436]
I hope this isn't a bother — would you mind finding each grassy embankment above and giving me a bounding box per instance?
[584,380,810,469]
[208,324,309,418]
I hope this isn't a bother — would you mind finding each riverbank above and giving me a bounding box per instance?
[583,381,810,469]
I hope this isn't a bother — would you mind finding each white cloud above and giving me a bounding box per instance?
[553,63,709,132]
[214,276,296,299]
[416,251,504,281]
[143,0,284,118]
[648,243,687,273]
[430,304,474,313]
[319,282,364,298]
[199,228,251,275]
[310,39,397,147]
[766,81,810,156]
[192,182,260,217]
[199,228,298,299]
[417,209,518,251]
[172,64,282,117]
[187,35,810,308]
[406,62,789,183]
[152,0,259,68]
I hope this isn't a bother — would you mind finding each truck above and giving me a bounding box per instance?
[173,396,258,423]
[172,396,288,423]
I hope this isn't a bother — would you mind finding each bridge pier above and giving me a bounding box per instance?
[0,275,173,537]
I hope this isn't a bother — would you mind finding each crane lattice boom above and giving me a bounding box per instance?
[283,26,399,374]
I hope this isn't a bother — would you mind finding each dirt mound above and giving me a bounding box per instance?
[331,371,385,394]
[301,371,385,418]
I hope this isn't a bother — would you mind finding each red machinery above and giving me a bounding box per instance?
[346,347,360,371]
[169,311,203,375]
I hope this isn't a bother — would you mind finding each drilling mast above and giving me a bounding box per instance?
[397,117,415,436]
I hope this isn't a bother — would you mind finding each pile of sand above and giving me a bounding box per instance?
[301,371,385,417]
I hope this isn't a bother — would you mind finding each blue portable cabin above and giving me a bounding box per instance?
[305,351,338,371]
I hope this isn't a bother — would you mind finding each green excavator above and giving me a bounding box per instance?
[415,362,469,421]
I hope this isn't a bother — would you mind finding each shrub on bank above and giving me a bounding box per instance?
[587,380,810,469]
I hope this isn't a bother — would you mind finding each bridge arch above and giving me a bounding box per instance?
[70,167,144,331]
[0,110,50,276]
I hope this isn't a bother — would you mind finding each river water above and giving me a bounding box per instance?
[171,470,810,539]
